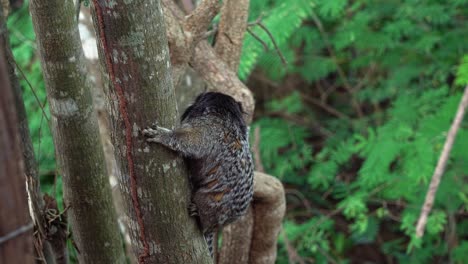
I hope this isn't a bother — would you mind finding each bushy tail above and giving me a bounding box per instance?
[204,231,214,257]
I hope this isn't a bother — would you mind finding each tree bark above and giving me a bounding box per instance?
[77,7,140,263]
[0,4,57,263]
[249,172,285,264]
[29,0,125,263]
[90,0,211,263]
[0,10,34,262]
[214,0,250,72]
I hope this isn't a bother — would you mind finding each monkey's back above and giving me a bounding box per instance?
[186,116,254,233]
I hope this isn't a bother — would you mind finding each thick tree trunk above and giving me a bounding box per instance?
[90,0,211,263]
[0,13,34,262]
[29,1,125,263]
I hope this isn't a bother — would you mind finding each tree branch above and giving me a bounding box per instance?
[184,0,220,43]
[214,0,250,71]
[415,86,468,238]
[249,172,286,264]
[162,0,220,86]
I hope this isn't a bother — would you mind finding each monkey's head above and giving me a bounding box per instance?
[181,92,246,132]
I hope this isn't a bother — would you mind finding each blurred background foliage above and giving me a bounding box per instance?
[7,0,468,263]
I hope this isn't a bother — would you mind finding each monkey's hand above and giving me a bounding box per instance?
[142,124,206,158]
[142,126,172,143]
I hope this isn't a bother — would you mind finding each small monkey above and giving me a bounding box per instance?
[143,92,254,255]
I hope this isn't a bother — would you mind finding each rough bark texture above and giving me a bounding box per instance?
[214,0,249,71]
[218,208,254,264]
[0,5,57,263]
[78,7,139,263]
[29,1,125,263]
[249,172,286,264]
[163,0,220,85]
[0,19,34,263]
[90,1,212,263]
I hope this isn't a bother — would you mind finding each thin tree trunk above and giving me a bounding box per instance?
[90,0,211,263]
[0,13,34,261]
[0,4,57,262]
[29,1,125,263]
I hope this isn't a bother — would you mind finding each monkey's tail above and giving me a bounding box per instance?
[204,231,215,257]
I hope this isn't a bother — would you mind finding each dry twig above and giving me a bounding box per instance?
[415,86,468,237]
[0,222,34,245]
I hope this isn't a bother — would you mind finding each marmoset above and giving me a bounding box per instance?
[142,92,254,256]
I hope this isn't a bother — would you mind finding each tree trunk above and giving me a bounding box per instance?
[0,10,34,261]
[0,4,57,262]
[90,0,211,263]
[29,1,125,263]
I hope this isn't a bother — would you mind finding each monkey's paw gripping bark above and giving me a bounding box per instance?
[142,126,171,142]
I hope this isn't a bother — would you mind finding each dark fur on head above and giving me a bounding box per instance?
[181,92,247,134]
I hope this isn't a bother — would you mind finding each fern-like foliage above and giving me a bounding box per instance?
[245,0,468,263]
[239,0,313,80]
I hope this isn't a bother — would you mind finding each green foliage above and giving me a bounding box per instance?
[239,0,313,80]
[456,55,468,86]
[243,0,468,263]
